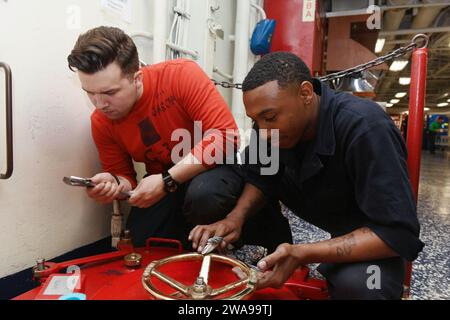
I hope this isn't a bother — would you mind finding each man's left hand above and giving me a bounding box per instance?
[256,243,306,290]
[129,174,166,208]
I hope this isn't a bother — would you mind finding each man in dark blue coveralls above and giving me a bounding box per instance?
[189,52,424,300]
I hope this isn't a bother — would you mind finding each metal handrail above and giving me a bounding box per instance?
[0,62,13,180]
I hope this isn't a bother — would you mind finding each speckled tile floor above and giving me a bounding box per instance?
[410,152,450,300]
[233,151,450,300]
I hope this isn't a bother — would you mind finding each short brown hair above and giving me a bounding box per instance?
[68,26,139,76]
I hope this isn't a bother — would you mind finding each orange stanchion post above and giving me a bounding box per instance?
[404,35,428,298]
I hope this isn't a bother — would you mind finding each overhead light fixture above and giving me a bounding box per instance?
[390,60,409,72]
[424,108,430,111]
[437,102,449,107]
[399,77,411,85]
[447,99,450,103]
[375,38,385,53]
[395,92,407,98]
[390,99,400,104]
[386,103,394,107]
[444,93,449,97]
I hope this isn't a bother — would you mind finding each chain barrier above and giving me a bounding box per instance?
[211,79,243,90]
[212,34,429,90]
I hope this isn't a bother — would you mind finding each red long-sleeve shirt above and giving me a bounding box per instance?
[91,59,239,188]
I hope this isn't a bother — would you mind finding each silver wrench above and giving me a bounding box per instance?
[201,236,224,255]
[63,176,134,199]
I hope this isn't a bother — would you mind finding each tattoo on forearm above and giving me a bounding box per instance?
[328,233,357,257]
[327,228,375,258]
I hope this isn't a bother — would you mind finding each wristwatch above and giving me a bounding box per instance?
[162,171,179,193]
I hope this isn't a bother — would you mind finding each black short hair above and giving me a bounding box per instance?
[68,26,139,76]
[242,52,313,92]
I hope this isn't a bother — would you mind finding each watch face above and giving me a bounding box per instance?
[163,172,179,193]
[163,175,178,193]
[167,181,178,192]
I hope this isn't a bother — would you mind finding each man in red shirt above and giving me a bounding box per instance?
[67,26,292,250]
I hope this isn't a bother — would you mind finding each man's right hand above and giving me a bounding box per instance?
[188,215,245,253]
[188,183,267,253]
[86,173,127,204]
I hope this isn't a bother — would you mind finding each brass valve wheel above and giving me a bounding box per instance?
[142,253,258,300]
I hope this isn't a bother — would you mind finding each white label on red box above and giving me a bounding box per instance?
[43,275,80,296]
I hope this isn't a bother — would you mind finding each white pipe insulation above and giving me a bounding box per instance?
[153,0,168,63]
[231,0,252,137]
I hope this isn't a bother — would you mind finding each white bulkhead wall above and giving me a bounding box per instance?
[0,0,255,279]
[0,0,156,279]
